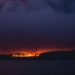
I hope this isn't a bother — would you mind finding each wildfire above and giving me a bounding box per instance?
[12,53,39,57]
[11,49,50,57]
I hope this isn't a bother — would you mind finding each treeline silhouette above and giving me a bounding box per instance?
[0,50,75,60]
[39,50,75,60]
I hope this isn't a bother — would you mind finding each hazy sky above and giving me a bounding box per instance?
[0,0,75,53]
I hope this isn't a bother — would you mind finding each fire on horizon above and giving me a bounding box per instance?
[9,50,50,57]
[12,53,38,57]
[0,0,75,57]
[1,48,75,57]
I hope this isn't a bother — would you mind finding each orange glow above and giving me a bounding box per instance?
[12,50,48,57]
[12,53,35,57]
[26,54,33,57]
[2,48,75,57]
[12,49,49,57]
[12,52,39,57]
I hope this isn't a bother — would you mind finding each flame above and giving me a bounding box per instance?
[12,49,51,57]
[1,48,74,57]
[12,52,39,57]
[26,54,33,57]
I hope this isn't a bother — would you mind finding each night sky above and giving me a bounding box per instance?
[0,0,75,54]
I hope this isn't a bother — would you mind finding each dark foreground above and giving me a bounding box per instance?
[0,60,75,74]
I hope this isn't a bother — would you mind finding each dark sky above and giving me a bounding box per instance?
[0,0,75,53]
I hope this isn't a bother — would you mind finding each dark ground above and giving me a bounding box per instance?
[0,60,75,74]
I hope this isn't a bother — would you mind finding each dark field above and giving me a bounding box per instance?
[0,60,75,74]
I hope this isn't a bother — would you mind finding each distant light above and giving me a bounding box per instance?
[12,53,38,57]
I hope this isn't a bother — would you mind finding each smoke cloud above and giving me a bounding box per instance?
[0,0,75,53]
